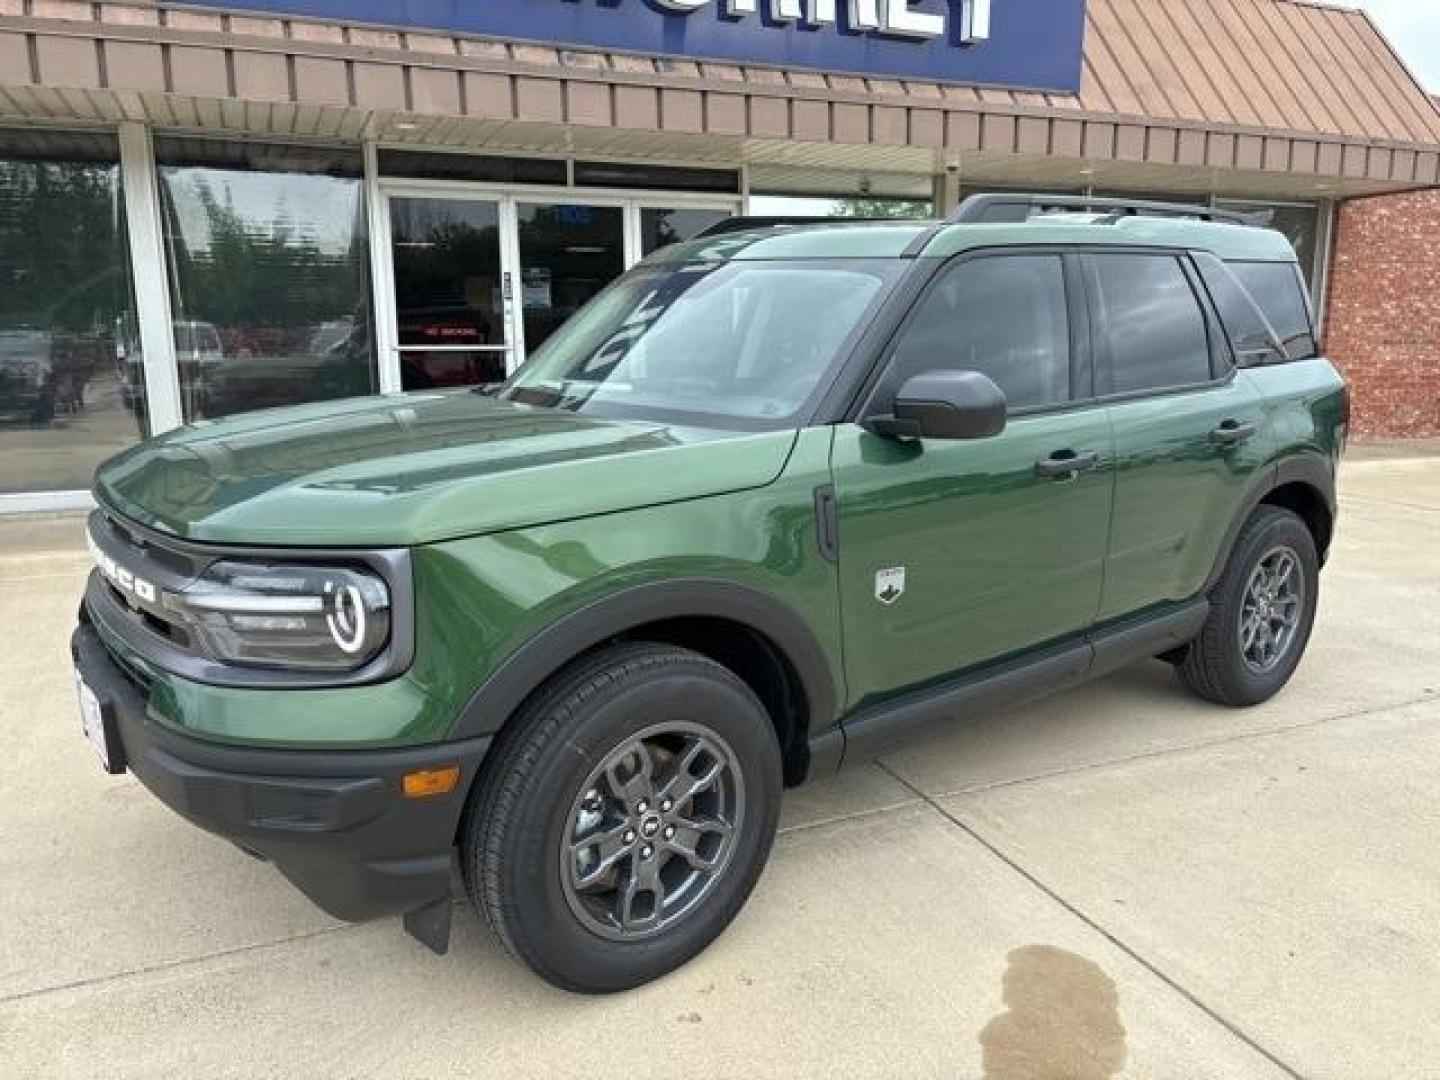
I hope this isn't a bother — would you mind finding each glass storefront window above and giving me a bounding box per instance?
[156,139,376,422]
[640,208,732,255]
[0,131,145,494]
[1218,202,1320,285]
[516,203,626,354]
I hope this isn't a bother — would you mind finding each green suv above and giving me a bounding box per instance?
[71,195,1346,992]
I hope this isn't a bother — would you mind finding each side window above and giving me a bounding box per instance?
[1193,254,1287,368]
[1088,254,1213,395]
[887,255,1071,411]
[1227,261,1318,361]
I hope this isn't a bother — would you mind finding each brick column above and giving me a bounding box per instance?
[1324,189,1440,438]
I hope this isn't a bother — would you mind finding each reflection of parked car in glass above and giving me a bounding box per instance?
[0,329,55,423]
[175,321,225,416]
[190,315,374,420]
[115,318,226,419]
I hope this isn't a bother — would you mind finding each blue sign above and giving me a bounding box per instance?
[189,1,1087,93]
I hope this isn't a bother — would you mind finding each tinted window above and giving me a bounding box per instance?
[641,208,732,255]
[1228,261,1317,360]
[1089,254,1212,394]
[1194,255,1286,367]
[889,255,1071,410]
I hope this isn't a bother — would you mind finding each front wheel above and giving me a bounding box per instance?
[1179,506,1320,707]
[462,643,782,993]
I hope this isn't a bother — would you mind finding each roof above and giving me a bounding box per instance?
[1067,0,1440,145]
[645,214,1298,264]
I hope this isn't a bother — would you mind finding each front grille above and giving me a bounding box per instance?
[88,508,203,658]
[94,511,199,579]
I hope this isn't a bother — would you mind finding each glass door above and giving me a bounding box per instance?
[513,200,626,359]
[381,187,737,388]
[388,194,513,391]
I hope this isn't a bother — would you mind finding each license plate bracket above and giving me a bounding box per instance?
[76,670,127,775]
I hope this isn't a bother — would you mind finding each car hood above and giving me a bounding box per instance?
[94,391,799,546]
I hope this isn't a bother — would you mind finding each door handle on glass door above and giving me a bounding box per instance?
[1035,450,1100,480]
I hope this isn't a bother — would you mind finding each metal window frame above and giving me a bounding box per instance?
[370,174,737,378]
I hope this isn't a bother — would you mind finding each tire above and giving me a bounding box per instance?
[1179,506,1319,707]
[30,393,55,425]
[461,642,783,993]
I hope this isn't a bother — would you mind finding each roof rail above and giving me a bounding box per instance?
[696,215,921,237]
[949,194,1265,227]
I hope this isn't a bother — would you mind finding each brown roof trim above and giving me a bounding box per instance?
[1,1,1438,188]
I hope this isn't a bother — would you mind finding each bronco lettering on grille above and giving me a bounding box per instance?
[88,532,159,606]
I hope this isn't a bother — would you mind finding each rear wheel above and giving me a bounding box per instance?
[1179,506,1319,707]
[462,643,782,993]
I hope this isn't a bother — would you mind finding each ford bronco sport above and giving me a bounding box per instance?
[72,194,1346,993]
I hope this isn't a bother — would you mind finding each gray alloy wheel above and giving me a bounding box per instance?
[561,722,744,941]
[1238,545,1306,675]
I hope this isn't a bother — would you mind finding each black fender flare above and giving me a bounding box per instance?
[1204,452,1337,592]
[445,578,839,742]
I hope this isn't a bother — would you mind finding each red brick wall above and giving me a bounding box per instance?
[1324,189,1440,438]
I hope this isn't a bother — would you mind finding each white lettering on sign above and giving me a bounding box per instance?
[648,0,991,43]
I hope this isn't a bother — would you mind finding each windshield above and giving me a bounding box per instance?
[501,259,900,428]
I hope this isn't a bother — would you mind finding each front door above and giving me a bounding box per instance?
[384,190,735,391]
[389,194,515,391]
[832,252,1114,709]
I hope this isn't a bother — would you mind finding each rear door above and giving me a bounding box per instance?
[831,250,1114,709]
[1087,251,1268,621]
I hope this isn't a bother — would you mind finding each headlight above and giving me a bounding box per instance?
[169,561,392,672]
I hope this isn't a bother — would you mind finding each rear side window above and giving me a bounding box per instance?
[1227,261,1317,360]
[887,254,1071,411]
[1193,254,1287,367]
[1087,254,1213,395]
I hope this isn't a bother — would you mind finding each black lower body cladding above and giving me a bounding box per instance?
[70,622,491,927]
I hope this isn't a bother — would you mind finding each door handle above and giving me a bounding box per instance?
[1035,450,1100,480]
[1209,420,1258,447]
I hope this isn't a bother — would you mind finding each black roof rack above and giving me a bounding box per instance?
[696,215,923,237]
[949,193,1265,227]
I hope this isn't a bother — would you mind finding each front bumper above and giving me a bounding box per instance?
[70,621,491,928]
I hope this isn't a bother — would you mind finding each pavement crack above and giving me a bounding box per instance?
[0,923,354,1009]
[877,760,1312,1080]
[1341,496,1440,515]
[777,797,925,838]
[925,690,1440,801]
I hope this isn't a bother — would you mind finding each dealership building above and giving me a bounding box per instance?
[1,0,1438,510]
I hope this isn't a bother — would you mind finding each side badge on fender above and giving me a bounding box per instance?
[875,567,906,606]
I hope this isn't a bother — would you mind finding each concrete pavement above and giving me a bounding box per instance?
[1,457,1437,1079]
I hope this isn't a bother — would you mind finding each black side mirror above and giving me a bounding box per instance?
[864,370,1008,441]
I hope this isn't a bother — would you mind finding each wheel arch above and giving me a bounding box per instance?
[446,580,840,789]
[1206,454,1336,592]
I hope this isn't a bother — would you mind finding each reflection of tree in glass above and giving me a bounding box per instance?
[160,169,376,418]
[0,160,129,332]
[165,174,370,335]
[832,198,934,220]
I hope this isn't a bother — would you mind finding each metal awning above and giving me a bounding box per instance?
[1,0,1437,198]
